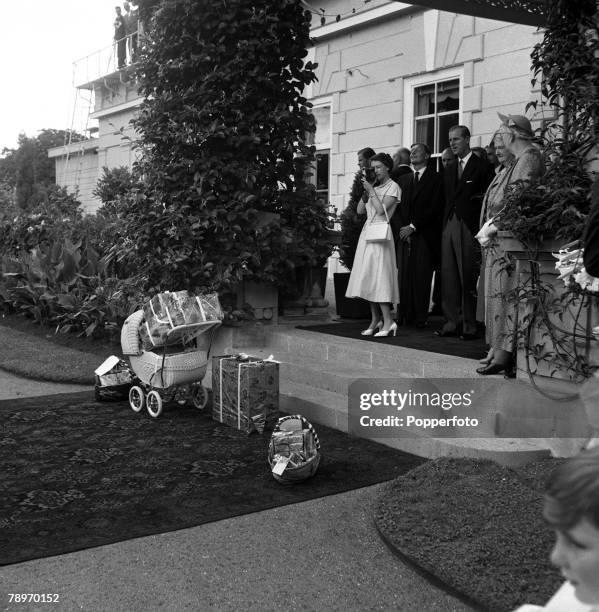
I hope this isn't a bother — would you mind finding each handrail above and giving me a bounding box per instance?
[73,30,141,87]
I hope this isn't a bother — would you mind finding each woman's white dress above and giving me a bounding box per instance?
[345,179,400,304]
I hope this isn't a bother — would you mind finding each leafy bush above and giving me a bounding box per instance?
[498,145,593,245]
[0,185,83,258]
[121,0,334,293]
[93,166,142,217]
[0,238,145,337]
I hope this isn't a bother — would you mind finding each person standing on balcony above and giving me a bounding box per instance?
[123,1,139,63]
[114,6,126,70]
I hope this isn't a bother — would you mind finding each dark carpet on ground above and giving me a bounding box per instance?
[0,391,424,566]
[375,457,564,612]
[297,316,486,360]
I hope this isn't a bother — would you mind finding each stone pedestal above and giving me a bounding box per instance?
[497,231,599,382]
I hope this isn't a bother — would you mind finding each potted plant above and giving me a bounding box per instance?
[334,171,370,319]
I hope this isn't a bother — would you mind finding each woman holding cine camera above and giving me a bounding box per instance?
[346,152,401,337]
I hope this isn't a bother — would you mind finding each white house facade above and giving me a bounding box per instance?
[306,2,545,254]
[51,2,545,221]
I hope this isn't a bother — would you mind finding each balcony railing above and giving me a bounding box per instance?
[73,31,140,88]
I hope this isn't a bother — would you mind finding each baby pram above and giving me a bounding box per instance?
[121,291,222,418]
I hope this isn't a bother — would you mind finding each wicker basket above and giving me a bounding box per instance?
[121,310,144,356]
[267,415,321,484]
[129,349,209,388]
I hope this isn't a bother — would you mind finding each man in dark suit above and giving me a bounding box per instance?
[437,125,494,339]
[391,143,444,327]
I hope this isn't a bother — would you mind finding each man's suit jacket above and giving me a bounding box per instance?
[390,165,413,184]
[391,168,444,255]
[443,154,495,235]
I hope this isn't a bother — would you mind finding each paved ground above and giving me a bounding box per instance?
[0,368,474,612]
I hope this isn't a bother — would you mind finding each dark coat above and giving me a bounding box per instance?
[443,154,495,235]
[390,165,413,184]
[391,168,444,257]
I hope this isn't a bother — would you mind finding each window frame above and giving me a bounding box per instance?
[403,68,464,162]
[308,97,332,205]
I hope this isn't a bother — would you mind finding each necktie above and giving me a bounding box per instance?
[414,171,419,185]
[457,159,464,179]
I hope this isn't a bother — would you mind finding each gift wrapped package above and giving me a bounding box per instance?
[94,355,137,401]
[212,355,279,433]
[267,415,321,484]
[142,291,223,348]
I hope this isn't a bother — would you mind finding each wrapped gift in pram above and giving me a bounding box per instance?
[121,292,223,389]
[140,291,223,350]
[212,354,279,433]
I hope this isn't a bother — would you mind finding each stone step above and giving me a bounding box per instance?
[278,383,551,467]
[279,380,348,433]
[263,327,480,378]
[203,328,579,465]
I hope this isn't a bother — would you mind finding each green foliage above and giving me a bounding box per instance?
[529,0,599,139]
[0,129,85,210]
[501,0,598,245]
[338,172,366,270]
[499,147,592,245]
[0,185,83,258]
[123,0,333,292]
[93,166,142,217]
[0,238,145,337]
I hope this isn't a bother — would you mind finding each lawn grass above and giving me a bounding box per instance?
[375,456,564,612]
[0,311,569,612]
[0,313,120,383]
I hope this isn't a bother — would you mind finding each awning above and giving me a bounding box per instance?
[397,0,547,27]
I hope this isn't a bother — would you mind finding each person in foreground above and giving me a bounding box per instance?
[514,446,599,611]
[346,152,401,337]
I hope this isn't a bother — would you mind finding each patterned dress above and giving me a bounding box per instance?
[483,146,544,352]
[346,179,401,304]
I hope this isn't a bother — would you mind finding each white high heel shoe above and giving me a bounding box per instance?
[374,322,398,337]
[361,320,383,336]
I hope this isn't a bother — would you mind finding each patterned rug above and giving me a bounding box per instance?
[1,391,424,566]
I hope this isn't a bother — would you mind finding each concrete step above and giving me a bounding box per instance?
[263,327,480,378]
[279,380,348,433]
[203,327,581,465]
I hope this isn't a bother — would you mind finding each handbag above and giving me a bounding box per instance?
[364,184,393,243]
[475,217,498,247]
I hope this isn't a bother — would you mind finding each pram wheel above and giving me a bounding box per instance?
[146,390,163,418]
[191,385,208,410]
[129,386,145,412]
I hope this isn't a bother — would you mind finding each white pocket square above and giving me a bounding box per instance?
[466,180,473,183]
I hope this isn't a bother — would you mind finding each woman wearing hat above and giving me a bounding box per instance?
[476,113,545,377]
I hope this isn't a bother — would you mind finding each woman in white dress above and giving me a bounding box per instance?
[345,152,401,337]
